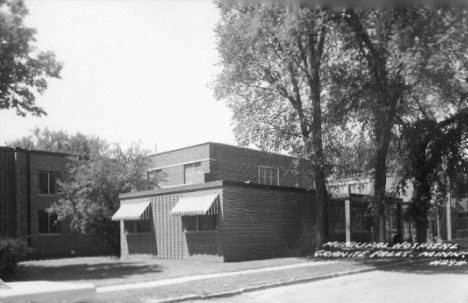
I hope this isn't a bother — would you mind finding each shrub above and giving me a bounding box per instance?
[0,238,29,276]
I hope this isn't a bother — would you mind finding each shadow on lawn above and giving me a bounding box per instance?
[6,262,163,282]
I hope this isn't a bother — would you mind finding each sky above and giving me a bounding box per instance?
[0,0,236,153]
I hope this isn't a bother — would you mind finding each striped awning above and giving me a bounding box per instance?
[171,194,219,216]
[112,199,151,221]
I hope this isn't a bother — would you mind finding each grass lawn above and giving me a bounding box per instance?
[4,255,430,303]
[7,255,319,287]
[92,260,376,303]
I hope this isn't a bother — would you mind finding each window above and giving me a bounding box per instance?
[39,171,60,195]
[351,207,368,232]
[124,220,151,233]
[38,209,61,234]
[184,162,202,184]
[183,215,217,231]
[258,166,279,186]
[332,207,345,233]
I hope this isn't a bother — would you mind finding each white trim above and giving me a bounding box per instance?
[258,165,280,186]
[147,158,213,172]
[345,199,351,245]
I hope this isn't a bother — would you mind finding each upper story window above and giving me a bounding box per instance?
[39,171,61,195]
[38,209,62,234]
[184,162,202,184]
[258,166,279,186]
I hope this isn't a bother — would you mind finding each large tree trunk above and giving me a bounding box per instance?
[415,214,429,243]
[373,113,393,242]
[412,177,432,243]
[311,72,328,251]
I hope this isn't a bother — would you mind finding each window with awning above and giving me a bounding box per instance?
[170,194,219,216]
[112,199,151,221]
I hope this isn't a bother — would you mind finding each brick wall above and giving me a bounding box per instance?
[211,143,309,188]
[14,149,29,237]
[119,181,314,262]
[120,187,223,260]
[27,151,114,258]
[0,147,16,236]
[149,144,210,169]
[149,143,313,189]
[221,184,314,262]
[149,144,211,187]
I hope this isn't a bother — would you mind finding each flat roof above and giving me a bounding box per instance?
[120,180,313,200]
[148,142,297,159]
[0,146,73,158]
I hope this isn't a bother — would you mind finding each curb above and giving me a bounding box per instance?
[151,261,404,303]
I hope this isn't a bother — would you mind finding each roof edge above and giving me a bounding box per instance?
[119,180,313,200]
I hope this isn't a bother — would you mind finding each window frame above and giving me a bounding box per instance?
[124,220,151,234]
[38,209,62,235]
[183,162,202,185]
[258,165,280,186]
[183,215,218,232]
[38,170,61,195]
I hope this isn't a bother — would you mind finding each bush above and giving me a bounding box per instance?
[0,238,29,276]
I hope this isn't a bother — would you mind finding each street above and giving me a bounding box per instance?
[194,264,468,303]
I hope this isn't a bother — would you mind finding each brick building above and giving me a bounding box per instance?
[115,181,314,262]
[113,143,315,261]
[146,142,312,188]
[0,147,113,258]
[113,142,372,261]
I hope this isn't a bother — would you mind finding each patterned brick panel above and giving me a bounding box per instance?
[121,188,223,259]
[152,194,185,259]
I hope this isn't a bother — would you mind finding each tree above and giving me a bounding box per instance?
[399,109,468,242]
[6,127,104,156]
[50,142,161,254]
[214,3,345,251]
[331,8,468,240]
[0,0,62,116]
[9,128,162,254]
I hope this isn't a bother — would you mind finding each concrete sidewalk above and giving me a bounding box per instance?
[93,259,410,303]
[97,260,338,293]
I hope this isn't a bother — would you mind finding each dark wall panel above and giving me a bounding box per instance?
[0,148,16,236]
[222,186,314,262]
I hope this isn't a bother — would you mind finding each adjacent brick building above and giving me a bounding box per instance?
[0,147,113,258]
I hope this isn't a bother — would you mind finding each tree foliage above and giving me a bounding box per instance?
[50,142,160,254]
[9,128,161,254]
[399,109,468,242]
[0,0,62,116]
[6,127,104,157]
[335,8,468,240]
[214,3,343,251]
[215,4,468,243]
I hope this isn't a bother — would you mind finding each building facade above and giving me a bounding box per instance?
[147,142,313,189]
[114,143,374,261]
[0,147,113,258]
[115,181,314,262]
